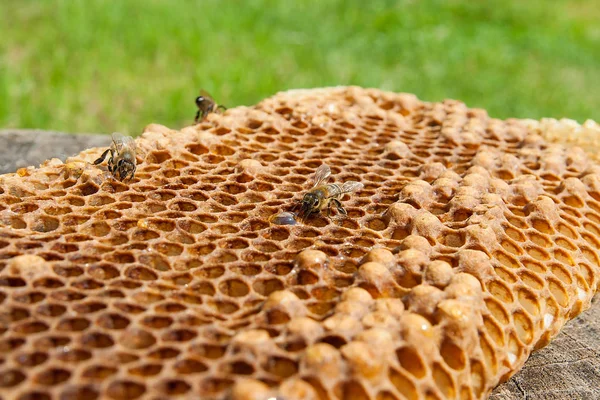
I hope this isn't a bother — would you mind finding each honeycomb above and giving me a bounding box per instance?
[0,86,599,400]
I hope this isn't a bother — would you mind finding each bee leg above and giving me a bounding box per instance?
[194,110,201,123]
[107,154,117,177]
[332,199,347,216]
[290,201,301,213]
[93,149,111,165]
[217,105,227,112]
[295,205,304,221]
[326,202,334,217]
[128,165,136,181]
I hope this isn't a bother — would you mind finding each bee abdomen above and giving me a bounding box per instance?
[326,184,343,198]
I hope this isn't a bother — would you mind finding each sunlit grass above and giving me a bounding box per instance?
[1,0,598,134]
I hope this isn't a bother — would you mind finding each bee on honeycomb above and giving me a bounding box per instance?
[296,163,364,219]
[93,132,137,181]
[195,89,227,123]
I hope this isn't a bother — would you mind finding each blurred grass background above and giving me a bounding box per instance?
[0,0,598,135]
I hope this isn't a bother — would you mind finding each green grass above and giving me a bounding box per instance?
[1,0,599,134]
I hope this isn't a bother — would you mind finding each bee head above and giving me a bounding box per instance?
[299,192,320,219]
[195,96,205,108]
[115,159,136,181]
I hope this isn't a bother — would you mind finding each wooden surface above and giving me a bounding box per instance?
[1,129,599,400]
[490,295,600,400]
[0,129,110,174]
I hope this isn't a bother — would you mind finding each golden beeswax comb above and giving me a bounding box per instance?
[0,86,598,400]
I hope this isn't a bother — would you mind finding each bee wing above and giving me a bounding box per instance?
[111,132,125,151]
[199,89,214,101]
[111,133,136,154]
[311,164,331,188]
[111,132,126,144]
[121,135,137,151]
[340,181,364,194]
[123,139,137,160]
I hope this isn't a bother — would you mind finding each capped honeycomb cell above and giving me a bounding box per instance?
[0,86,599,399]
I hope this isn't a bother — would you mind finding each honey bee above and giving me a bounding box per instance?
[195,90,226,123]
[93,132,137,181]
[297,164,364,219]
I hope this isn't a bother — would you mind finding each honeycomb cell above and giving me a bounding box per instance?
[106,380,146,400]
[395,347,426,378]
[56,348,91,363]
[123,266,156,281]
[16,392,51,400]
[504,226,526,242]
[156,378,192,395]
[96,313,131,330]
[72,301,106,315]
[13,321,49,334]
[155,302,187,314]
[513,311,534,344]
[218,279,250,297]
[128,364,162,377]
[34,277,64,288]
[432,363,456,398]
[549,263,573,284]
[187,280,216,297]
[190,343,227,360]
[0,368,26,388]
[80,332,114,348]
[487,280,514,304]
[147,346,181,360]
[13,290,46,304]
[0,277,26,287]
[440,339,466,370]
[531,219,554,234]
[31,216,60,232]
[173,359,210,377]
[162,328,197,343]
[211,300,239,314]
[495,251,519,269]
[153,242,184,256]
[56,317,91,332]
[34,368,71,385]
[186,143,209,155]
[483,315,505,347]
[190,242,216,257]
[15,351,49,367]
[389,368,419,400]
[11,203,39,214]
[6,216,27,229]
[470,360,486,398]
[518,270,545,291]
[548,279,569,307]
